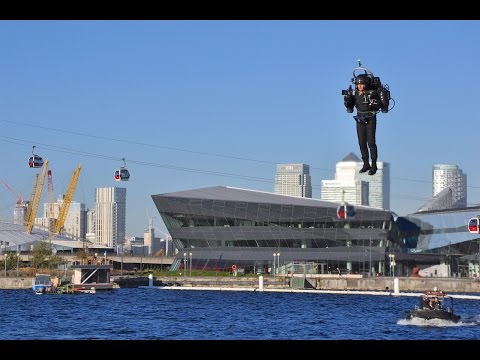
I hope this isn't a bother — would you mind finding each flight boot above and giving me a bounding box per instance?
[359,158,371,173]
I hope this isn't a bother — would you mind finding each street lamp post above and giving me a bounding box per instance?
[183,252,187,277]
[276,252,280,275]
[369,240,372,277]
[303,260,307,282]
[165,236,171,257]
[389,254,396,278]
[120,243,124,276]
[273,253,277,280]
[3,241,7,277]
[16,251,19,277]
[189,252,192,276]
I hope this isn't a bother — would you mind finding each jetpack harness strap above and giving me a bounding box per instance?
[354,111,375,124]
[354,115,368,124]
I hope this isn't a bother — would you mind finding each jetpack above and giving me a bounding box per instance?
[341,59,394,114]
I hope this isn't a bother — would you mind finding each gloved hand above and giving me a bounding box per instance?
[344,95,354,113]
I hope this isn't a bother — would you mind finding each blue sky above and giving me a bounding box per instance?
[0,20,479,237]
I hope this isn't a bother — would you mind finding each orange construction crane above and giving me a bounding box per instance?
[47,169,55,232]
[53,164,82,235]
[24,173,39,227]
[25,159,49,233]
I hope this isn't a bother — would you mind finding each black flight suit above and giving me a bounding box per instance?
[345,89,380,175]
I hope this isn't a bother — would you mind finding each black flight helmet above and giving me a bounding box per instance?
[355,74,371,89]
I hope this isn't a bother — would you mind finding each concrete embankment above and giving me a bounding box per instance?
[3,275,480,294]
[306,275,480,294]
[0,277,33,289]
[114,275,480,294]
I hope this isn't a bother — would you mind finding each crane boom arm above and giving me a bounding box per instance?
[53,164,82,235]
[26,160,49,233]
[24,174,38,226]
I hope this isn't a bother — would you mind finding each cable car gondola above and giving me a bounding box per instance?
[28,145,44,168]
[468,217,480,233]
[337,203,356,220]
[114,158,130,182]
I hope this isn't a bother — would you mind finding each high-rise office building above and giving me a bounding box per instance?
[274,163,312,198]
[40,196,86,240]
[358,160,390,210]
[321,153,369,205]
[86,208,96,234]
[432,164,467,208]
[95,187,126,248]
[321,152,390,210]
[14,202,27,226]
[62,202,86,241]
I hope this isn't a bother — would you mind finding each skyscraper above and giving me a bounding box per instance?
[321,153,369,206]
[86,208,96,234]
[358,159,390,210]
[95,187,126,248]
[321,152,390,210]
[62,202,86,241]
[432,164,467,208]
[274,163,312,198]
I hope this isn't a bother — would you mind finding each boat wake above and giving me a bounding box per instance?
[397,317,479,327]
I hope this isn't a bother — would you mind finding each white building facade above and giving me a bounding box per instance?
[95,187,126,249]
[358,161,390,210]
[432,164,467,208]
[39,197,86,240]
[321,152,390,210]
[274,163,312,198]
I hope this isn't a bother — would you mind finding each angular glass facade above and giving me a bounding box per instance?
[396,207,480,254]
[152,186,395,273]
[152,186,480,276]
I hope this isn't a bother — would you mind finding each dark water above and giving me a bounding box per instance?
[1,288,480,340]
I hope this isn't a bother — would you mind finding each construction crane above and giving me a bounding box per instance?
[25,159,49,233]
[53,164,82,235]
[24,173,39,227]
[47,169,55,232]
[0,178,23,224]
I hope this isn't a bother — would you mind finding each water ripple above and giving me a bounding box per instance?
[2,288,480,340]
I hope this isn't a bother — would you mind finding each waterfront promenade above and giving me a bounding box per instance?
[4,274,480,295]
[4,274,479,294]
[151,274,480,294]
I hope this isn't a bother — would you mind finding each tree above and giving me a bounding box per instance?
[5,252,19,271]
[30,240,61,269]
[75,249,88,265]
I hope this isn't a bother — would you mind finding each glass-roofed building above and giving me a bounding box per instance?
[152,186,480,277]
[394,206,480,277]
[152,186,399,275]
